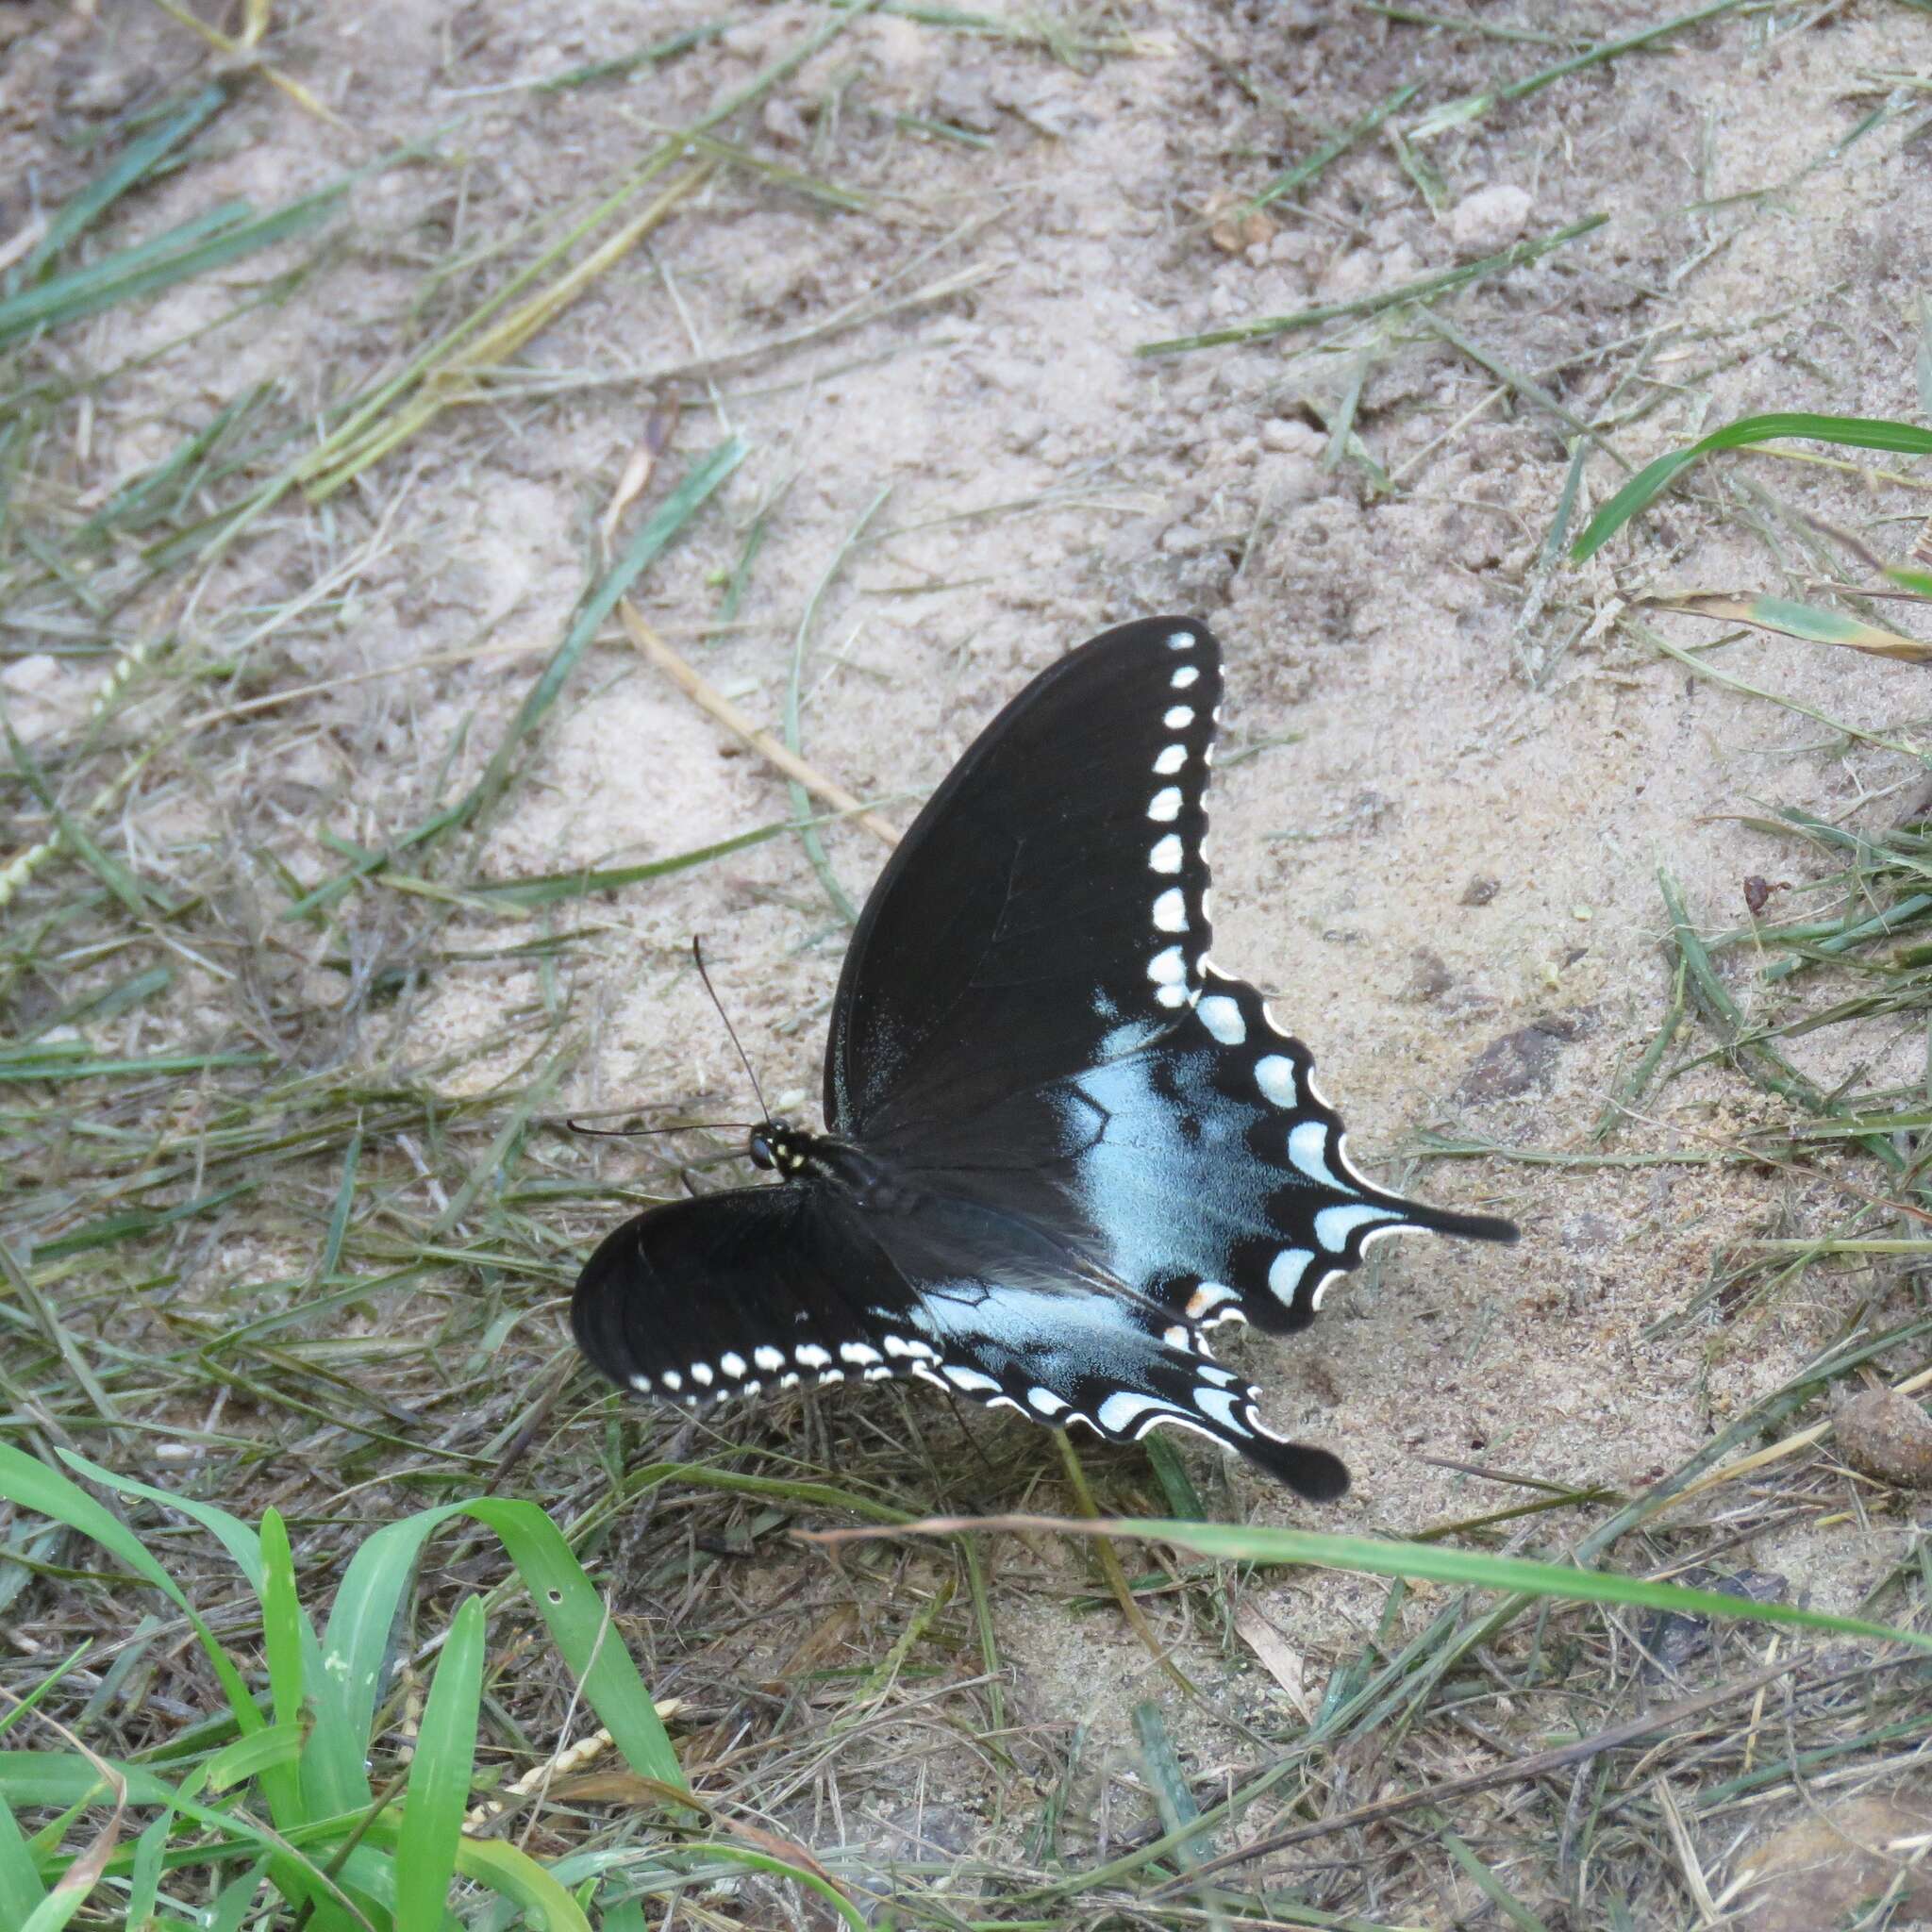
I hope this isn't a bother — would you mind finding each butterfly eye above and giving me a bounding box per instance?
[748,1131,774,1170]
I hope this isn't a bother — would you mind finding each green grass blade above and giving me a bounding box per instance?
[457,436,746,829]
[0,1794,46,1924]
[447,1837,592,1931]
[18,83,230,282]
[395,1596,484,1931]
[461,804,880,908]
[0,187,343,348]
[4,719,153,919]
[316,1132,361,1279]
[0,1756,361,1919]
[1245,83,1416,211]
[1138,214,1606,354]
[1649,591,1932,660]
[322,1497,683,1801]
[1408,0,1743,138]
[0,1447,258,1731]
[0,1047,270,1081]
[1573,412,1932,559]
[257,1510,307,1820]
[1091,1519,1932,1652]
[204,1724,309,1792]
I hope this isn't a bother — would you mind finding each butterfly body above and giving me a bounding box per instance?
[574,618,1516,1498]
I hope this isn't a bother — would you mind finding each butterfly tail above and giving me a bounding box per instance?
[1231,1428,1351,1501]
[1378,1194,1519,1244]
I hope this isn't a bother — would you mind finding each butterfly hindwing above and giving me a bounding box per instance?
[572,1173,1350,1497]
[1058,969,1517,1337]
[572,1188,926,1404]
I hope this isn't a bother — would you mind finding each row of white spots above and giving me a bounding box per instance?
[651,1333,941,1403]
[1147,637,1205,1010]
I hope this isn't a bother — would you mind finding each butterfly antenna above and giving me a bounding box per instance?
[563,1117,745,1139]
[691,936,772,1125]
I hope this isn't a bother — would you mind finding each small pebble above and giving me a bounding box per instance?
[1448,183,1533,255]
[1837,1387,1932,1487]
[1730,1795,1932,1932]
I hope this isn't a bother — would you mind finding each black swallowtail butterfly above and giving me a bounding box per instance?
[573,618,1516,1498]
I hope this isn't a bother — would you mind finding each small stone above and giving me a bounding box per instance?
[1449,183,1534,255]
[1405,950,1453,1002]
[1258,418,1323,458]
[1206,192,1277,256]
[1459,875,1499,907]
[1837,1388,1932,1487]
[760,96,808,146]
[1730,1793,1932,1932]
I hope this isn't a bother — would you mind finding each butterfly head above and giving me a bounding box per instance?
[748,1120,811,1175]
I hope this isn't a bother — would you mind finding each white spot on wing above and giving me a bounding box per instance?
[1289,1121,1344,1191]
[1269,1248,1315,1305]
[1316,1203,1392,1249]
[1171,664,1200,690]
[1147,944,1187,985]
[795,1343,831,1369]
[661,1370,682,1392]
[839,1341,881,1366]
[1164,705,1194,729]
[1153,743,1187,776]
[1150,833,1183,874]
[1167,630,1194,651]
[690,1362,714,1388]
[1027,1387,1068,1416]
[1255,1054,1298,1108]
[754,1345,784,1373]
[1187,1280,1238,1318]
[1148,787,1182,822]
[1153,888,1187,932]
[1192,1386,1251,1435]
[1198,995,1244,1044]
[944,1364,1001,1395]
[1162,1324,1189,1347]
[1098,1390,1174,1436]
[719,1351,745,1378]
[1155,983,1190,1008]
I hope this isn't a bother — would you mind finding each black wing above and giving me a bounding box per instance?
[825,617,1223,1141]
[571,1182,1350,1500]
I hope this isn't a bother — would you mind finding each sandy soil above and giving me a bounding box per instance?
[8,0,1932,1920]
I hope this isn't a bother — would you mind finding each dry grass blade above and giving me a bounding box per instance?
[620,601,901,847]
[1646,591,1932,660]
[149,0,354,131]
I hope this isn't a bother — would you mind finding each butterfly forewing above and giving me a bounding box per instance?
[825,619,1222,1141]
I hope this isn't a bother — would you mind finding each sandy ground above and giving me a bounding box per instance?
[8,0,1932,1920]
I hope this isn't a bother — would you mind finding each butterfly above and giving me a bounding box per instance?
[573,618,1517,1499]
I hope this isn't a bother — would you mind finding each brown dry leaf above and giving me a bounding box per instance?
[1233,1601,1315,1722]
[714,1812,853,1893]
[598,400,681,558]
